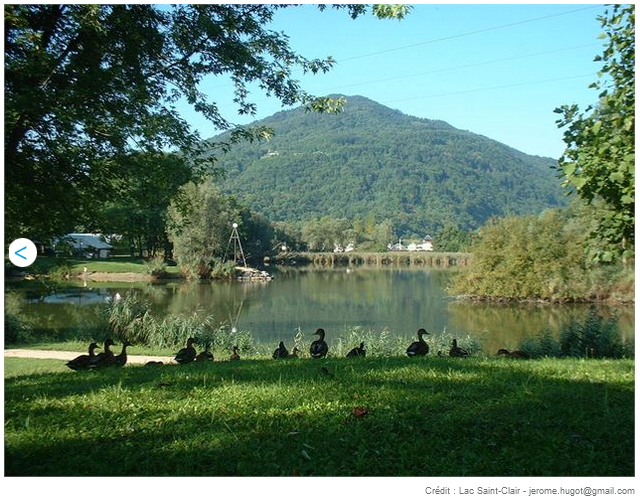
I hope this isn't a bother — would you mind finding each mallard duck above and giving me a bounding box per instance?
[195,342,214,362]
[175,337,196,364]
[89,338,116,368]
[273,341,289,359]
[449,338,469,357]
[497,349,530,359]
[406,329,429,357]
[346,342,366,357]
[230,346,240,361]
[114,340,132,367]
[66,342,100,371]
[310,328,329,358]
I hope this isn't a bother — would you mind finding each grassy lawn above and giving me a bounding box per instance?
[24,255,182,275]
[4,356,634,476]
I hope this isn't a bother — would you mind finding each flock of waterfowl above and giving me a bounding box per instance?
[66,327,529,371]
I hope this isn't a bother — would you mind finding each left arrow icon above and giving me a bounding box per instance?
[15,246,28,260]
[9,238,37,267]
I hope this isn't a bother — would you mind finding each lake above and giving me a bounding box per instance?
[7,266,635,353]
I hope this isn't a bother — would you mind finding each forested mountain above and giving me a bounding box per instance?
[208,95,565,236]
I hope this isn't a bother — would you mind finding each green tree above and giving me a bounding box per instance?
[99,152,193,258]
[555,5,635,262]
[5,4,408,241]
[167,180,243,279]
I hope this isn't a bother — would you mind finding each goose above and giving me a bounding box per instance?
[449,338,469,357]
[309,328,329,359]
[272,341,289,359]
[346,342,366,358]
[89,338,116,368]
[230,346,240,361]
[175,337,196,364]
[195,342,214,362]
[66,342,100,371]
[114,340,132,367]
[406,329,429,357]
[496,349,530,359]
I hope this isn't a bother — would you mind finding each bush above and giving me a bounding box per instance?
[4,292,33,343]
[144,255,168,277]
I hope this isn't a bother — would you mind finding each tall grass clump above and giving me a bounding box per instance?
[518,308,632,358]
[331,326,481,357]
[106,293,216,348]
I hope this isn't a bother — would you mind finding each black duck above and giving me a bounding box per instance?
[406,329,429,357]
[449,338,469,358]
[195,342,214,362]
[309,328,329,359]
[89,338,116,368]
[175,337,197,364]
[272,341,289,359]
[230,346,241,361]
[346,342,366,358]
[114,340,132,367]
[66,342,100,371]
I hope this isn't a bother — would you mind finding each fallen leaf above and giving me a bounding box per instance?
[352,407,369,418]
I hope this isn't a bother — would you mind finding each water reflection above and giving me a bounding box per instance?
[7,267,634,350]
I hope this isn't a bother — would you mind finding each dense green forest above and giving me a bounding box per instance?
[209,95,566,237]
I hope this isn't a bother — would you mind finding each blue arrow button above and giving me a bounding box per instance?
[15,246,27,260]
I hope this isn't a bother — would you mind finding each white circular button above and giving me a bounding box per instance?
[9,238,38,267]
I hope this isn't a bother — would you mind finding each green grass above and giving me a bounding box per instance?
[27,256,181,275]
[4,356,634,476]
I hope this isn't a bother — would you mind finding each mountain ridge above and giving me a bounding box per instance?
[207,95,565,236]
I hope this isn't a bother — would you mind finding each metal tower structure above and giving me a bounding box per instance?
[224,222,247,267]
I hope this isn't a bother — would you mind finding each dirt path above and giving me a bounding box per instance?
[4,349,175,365]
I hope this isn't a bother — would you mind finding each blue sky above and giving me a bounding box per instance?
[177,3,608,159]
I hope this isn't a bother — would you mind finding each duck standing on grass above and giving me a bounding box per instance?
[310,328,329,359]
[346,342,366,358]
[406,329,430,357]
[496,349,530,359]
[273,341,289,359]
[89,338,116,368]
[230,346,241,361]
[449,339,469,358]
[66,342,100,371]
[175,337,197,364]
[196,342,214,362]
[114,340,132,367]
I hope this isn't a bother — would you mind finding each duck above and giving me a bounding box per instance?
[175,337,197,364]
[346,342,366,358]
[291,346,300,358]
[89,338,116,368]
[449,338,469,357]
[230,346,241,361]
[273,341,289,359]
[309,328,329,359]
[114,340,132,367]
[406,329,430,357]
[66,342,100,371]
[496,349,530,359]
[195,342,214,362]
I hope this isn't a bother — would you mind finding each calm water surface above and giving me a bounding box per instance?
[9,266,635,353]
